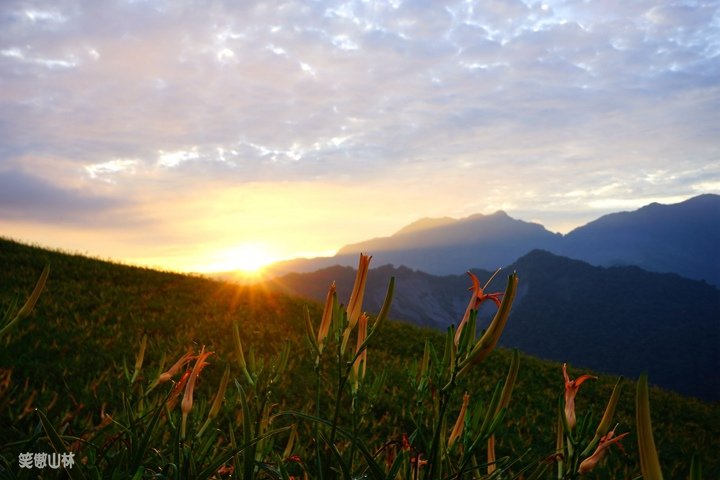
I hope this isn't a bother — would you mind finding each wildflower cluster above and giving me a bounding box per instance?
[555,364,627,478]
[0,255,697,479]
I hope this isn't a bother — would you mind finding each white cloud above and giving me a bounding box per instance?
[85,159,139,181]
[216,48,235,62]
[299,61,316,75]
[1,46,78,69]
[331,34,359,50]
[23,8,68,25]
[157,149,200,168]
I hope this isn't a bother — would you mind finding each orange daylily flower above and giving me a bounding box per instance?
[448,392,470,449]
[317,282,336,353]
[157,348,196,384]
[216,464,234,476]
[167,370,191,410]
[181,347,213,438]
[410,453,428,477]
[454,270,503,345]
[342,253,372,353]
[402,433,411,451]
[578,425,629,474]
[347,254,371,329]
[563,363,596,429]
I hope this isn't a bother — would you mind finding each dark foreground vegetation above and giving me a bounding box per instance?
[1,237,718,478]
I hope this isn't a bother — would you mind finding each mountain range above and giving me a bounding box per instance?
[265,194,720,400]
[270,249,720,401]
[266,194,720,287]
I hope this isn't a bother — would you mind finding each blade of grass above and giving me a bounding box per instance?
[195,426,292,478]
[320,430,352,480]
[36,409,88,480]
[581,376,623,457]
[636,374,664,480]
[129,395,166,472]
[235,379,256,480]
[280,410,386,480]
[0,264,50,338]
[689,454,702,480]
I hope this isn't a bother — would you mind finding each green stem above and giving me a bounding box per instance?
[328,340,345,448]
[424,389,450,480]
[327,339,351,478]
[315,366,324,480]
[350,393,358,475]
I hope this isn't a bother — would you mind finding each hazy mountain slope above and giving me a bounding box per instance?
[557,194,720,285]
[273,250,720,400]
[272,264,475,329]
[266,195,720,286]
[269,211,562,276]
[505,250,720,401]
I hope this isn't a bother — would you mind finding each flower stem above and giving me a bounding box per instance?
[424,389,450,480]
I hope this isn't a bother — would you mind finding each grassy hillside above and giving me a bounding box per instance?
[271,251,720,400]
[1,237,718,478]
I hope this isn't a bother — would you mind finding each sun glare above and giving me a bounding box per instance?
[224,243,275,273]
[194,243,277,275]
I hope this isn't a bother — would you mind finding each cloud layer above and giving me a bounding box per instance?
[1,0,718,269]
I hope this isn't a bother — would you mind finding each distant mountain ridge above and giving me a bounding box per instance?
[267,194,720,286]
[558,194,720,285]
[270,249,720,400]
[336,210,563,272]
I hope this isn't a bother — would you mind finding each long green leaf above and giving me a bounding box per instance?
[385,449,407,480]
[235,379,256,480]
[581,376,623,457]
[689,454,702,480]
[304,306,320,356]
[130,395,166,472]
[0,264,50,338]
[499,349,520,410]
[478,381,503,439]
[37,409,88,480]
[195,426,292,478]
[280,411,386,480]
[130,467,144,480]
[525,462,550,480]
[320,430,352,480]
[636,374,664,480]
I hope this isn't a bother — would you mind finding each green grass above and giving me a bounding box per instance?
[1,236,718,478]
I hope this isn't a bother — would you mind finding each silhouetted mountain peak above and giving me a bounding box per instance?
[268,194,719,285]
[394,216,455,236]
[393,210,516,237]
[331,209,562,274]
[559,194,720,284]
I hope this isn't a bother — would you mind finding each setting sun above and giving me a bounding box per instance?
[195,243,276,274]
[224,243,275,273]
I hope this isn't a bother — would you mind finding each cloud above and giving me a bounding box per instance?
[0,168,128,225]
[0,0,717,265]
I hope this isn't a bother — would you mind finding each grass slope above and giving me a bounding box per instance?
[1,237,718,477]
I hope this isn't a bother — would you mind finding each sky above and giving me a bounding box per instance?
[1,0,718,273]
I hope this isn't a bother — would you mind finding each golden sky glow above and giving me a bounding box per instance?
[0,1,718,273]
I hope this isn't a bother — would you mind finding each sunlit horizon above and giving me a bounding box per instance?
[1,192,709,276]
